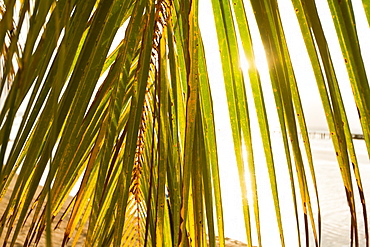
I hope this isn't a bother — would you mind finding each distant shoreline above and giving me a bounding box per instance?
[272,130,365,140]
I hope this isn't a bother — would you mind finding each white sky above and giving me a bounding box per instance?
[2,0,369,245]
[199,0,370,245]
[200,0,370,134]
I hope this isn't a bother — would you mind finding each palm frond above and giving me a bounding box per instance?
[0,0,369,246]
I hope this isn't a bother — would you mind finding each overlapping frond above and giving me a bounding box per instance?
[0,0,369,246]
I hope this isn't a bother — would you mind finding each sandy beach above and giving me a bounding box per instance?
[0,177,85,246]
[0,177,248,246]
[1,137,368,246]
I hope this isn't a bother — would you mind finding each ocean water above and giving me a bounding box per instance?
[219,134,370,246]
[5,109,370,246]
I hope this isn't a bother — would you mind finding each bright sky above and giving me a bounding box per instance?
[199,0,370,245]
[2,0,369,245]
[200,0,370,134]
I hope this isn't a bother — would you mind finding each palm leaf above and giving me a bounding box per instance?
[0,0,369,246]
